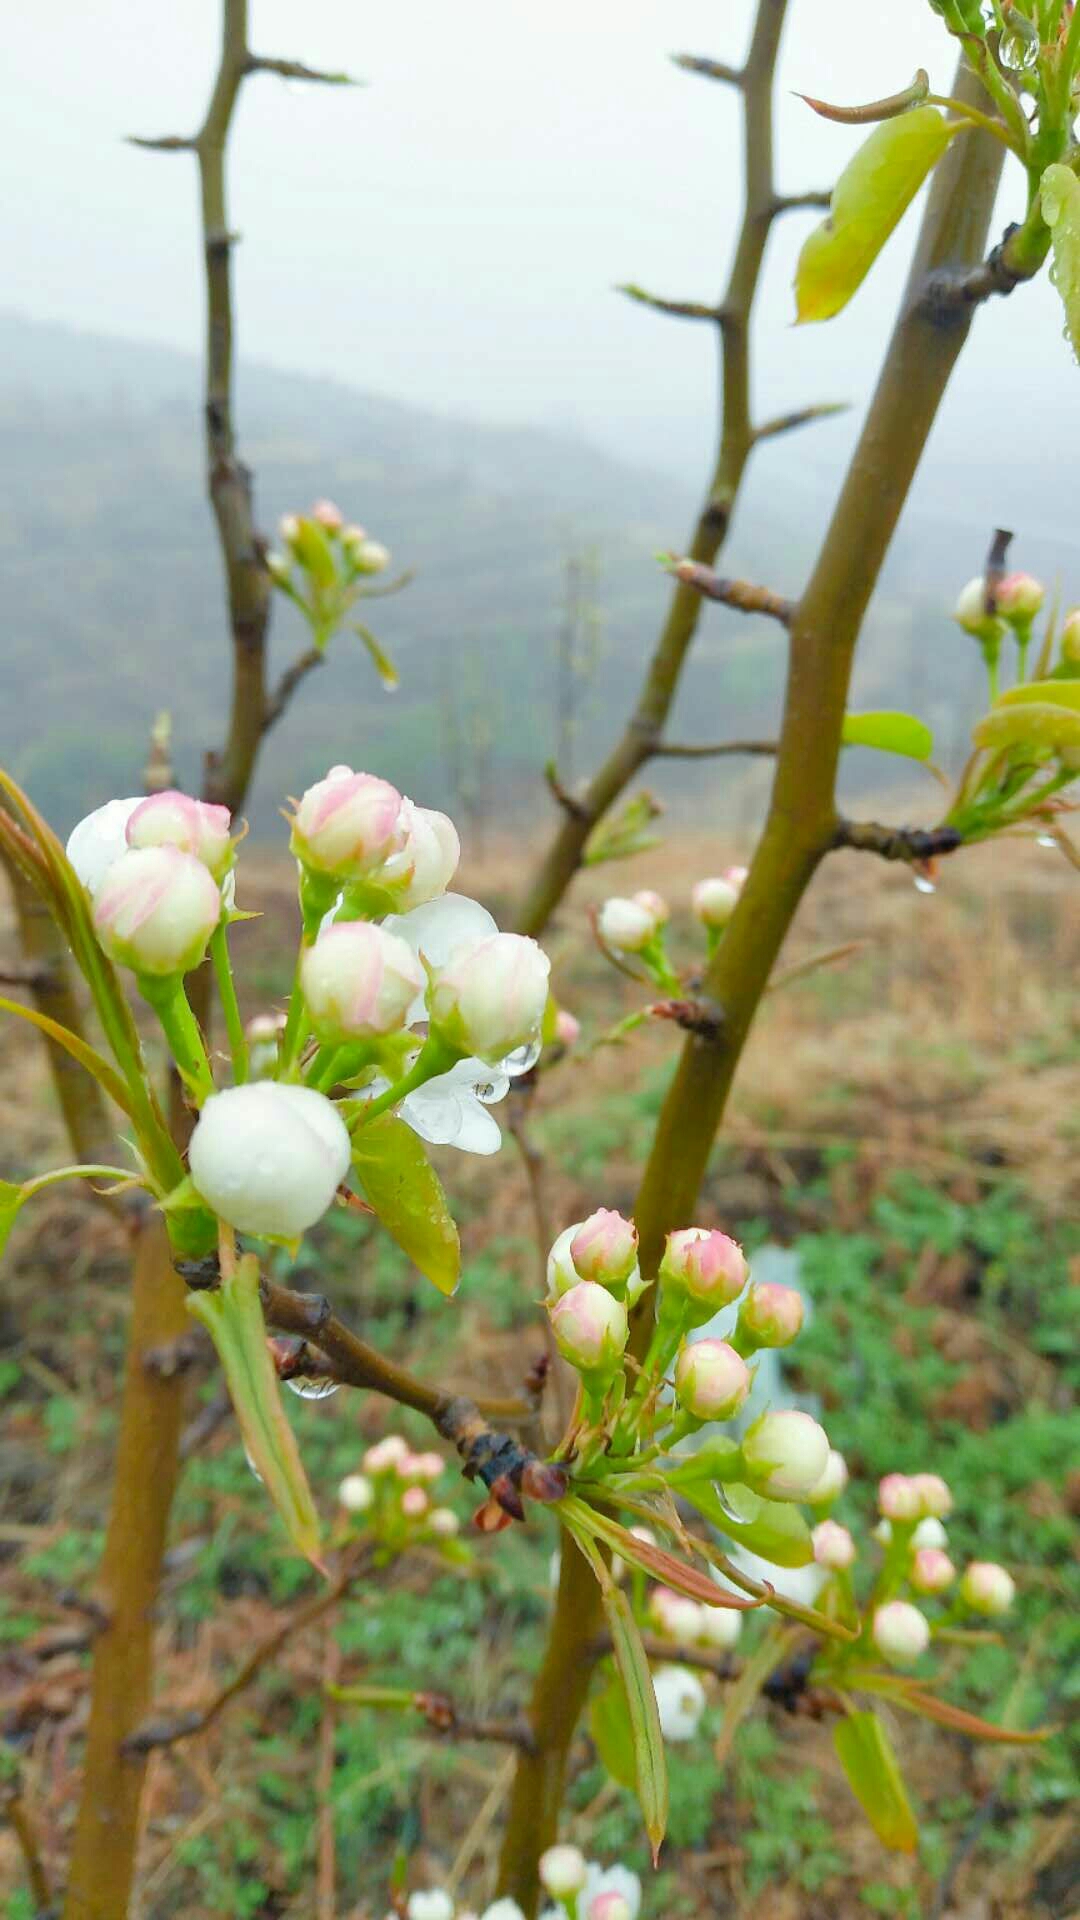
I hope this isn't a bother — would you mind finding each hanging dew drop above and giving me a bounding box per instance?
[284,1374,340,1401]
[1036,833,1057,849]
[913,873,936,895]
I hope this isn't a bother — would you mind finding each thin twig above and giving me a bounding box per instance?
[0,1775,52,1912]
[654,738,778,759]
[668,560,793,624]
[671,52,744,86]
[588,1631,740,1680]
[770,189,831,214]
[617,285,722,322]
[831,818,963,863]
[752,400,847,443]
[262,646,325,735]
[246,53,356,84]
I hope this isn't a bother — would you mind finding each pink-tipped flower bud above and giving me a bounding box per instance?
[741,1409,830,1502]
[93,845,221,977]
[310,498,344,531]
[570,1208,639,1288]
[378,800,460,912]
[632,888,669,926]
[736,1281,805,1349]
[339,1473,374,1513]
[960,1561,1015,1616]
[401,1486,429,1519]
[812,1520,856,1570]
[995,571,1044,623]
[548,1280,628,1377]
[911,1547,955,1594]
[427,931,551,1064]
[1061,607,1080,664]
[807,1448,849,1507]
[872,1600,930,1665]
[674,1339,750,1421]
[188,1083,351,1239]
[538,1845,588,1899]
[289,766,406,880]
[428,1507,460,1538]
[954,576,1003,641]
[598,896,657,953]
[590,1898,632,1920]
[126,790,233,879]
[300,922,424,1041]
[661,1227,748,1310]
[554,1008,581,1047]
[691,876,739,929]
[363,1435,411,1474]
[401,1451,444,1484]
[911,1473,953,1519]
[878,1473,922,1522]
[349,536,390,574]
[723,864,749,889]
[648,1586,704,1646]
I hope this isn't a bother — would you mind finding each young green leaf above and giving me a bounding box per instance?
[588,1670,639,1793]
[841,710,934,761]
[1040,164,1080,362]
[351,1113,460,1296]
[187,1254,323,1569]
[353,623,400,691]
[859,1674,1052,1744]
[972,701,1080,764]
[0,1180,25,1260]
[833,1710,919,1853]
[995,678,1080,712]
[795,108,958,323]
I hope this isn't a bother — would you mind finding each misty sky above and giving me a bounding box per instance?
[4,2,1073,514]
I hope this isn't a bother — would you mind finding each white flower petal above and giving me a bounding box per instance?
[582,1865,642,1919]
[401,1082,503,1155]
[386,892,499,969]
[66,797,142,895]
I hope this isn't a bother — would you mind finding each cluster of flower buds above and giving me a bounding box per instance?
[860,1471,1015,1664]
[267,499,394,661]
[338,1434,461,1552]
[691,865,748,943]
[953,568,1045,694]
[648,1582,742,1653]
[67,789,236,981]
[402,1857,642,1920]
[596,867,751,992]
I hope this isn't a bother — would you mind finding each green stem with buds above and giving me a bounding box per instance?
[139,975,216,1104]
[210,922,248,1083]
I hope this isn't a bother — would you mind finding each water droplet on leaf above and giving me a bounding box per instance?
[284,1374,340,1401]
[243,1444,264,1485]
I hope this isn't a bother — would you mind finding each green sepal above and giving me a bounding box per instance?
[351,1113,461,1297]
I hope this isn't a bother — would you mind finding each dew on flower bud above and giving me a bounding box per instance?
[188,1083,351,1239]
[93,845,222,977]
[872,1600,930,1665]
[427,931,551,1065]
[301,921,425,1040]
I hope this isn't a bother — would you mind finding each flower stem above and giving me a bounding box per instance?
[210,922,248,1084]
[278,956,311,1081]
[140,975,215,1104]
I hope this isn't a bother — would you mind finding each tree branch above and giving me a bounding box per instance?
[262,646,325,735]
[671,52,744,87]
[831,819,963,863]
[752,400,848,444]
[587,1631,739,1679]
[668,560,793,624]
[0,1772,52,1912]
[127,133,196,151]
[617,284,722,322]
[245,54,357,85]
[923,213,1050,314]
[770,189,831,214]
[654,738,778,759]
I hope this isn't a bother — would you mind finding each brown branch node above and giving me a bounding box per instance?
[414,1691,537,1752]
[650,996,726,1041]
[671,53,744,87]
[544,762,592,824]
[922,222,1033,313]
[142,1331,204,1380]
[669,560,793,624]
[831,818,964,863]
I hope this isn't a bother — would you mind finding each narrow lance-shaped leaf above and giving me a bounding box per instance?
[842,709,934,761]
[795,108,959,324]
[1040,164,1080,363]
[588,1672,639,1794]
[0,996,138,1120]
[859,1674,1052,1744]
[833,1711,919,1853]
[564,1497,761,1608]
[351,1113,460,1297]
[353,623,400,691]
[187,1254,323,1569]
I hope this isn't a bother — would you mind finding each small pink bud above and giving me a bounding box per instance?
[310,498,344,531]
[674,1338,750,1421]
[401,1486,429,1519]
[910,1473,952,1519]
[691,875,739,929]
[807,1448,849,1506]
[878,1473,922,1522]
[872,1600,930,1665]
[632,888,669,926]
[301,922,424,1040]
[812,1520,856,1570]
[127,790,233,880]
[538,1845,588,1898]
[401,1451,444,1484]
[1061,607,1080,664]
[93,845,221,977]
[590,1896,632,1920]
[570,1208,639,1288]
[648,1586,704,1646]
[995,570,1043,623]
[548,1280,628,1377]
[661,1227,748,1309]
[741,1409,830,1501]
[554,1008,581,1046]
[428,931,551,1064]
[428,1507,460,1538]
[722,864,749,889]
[362,1435,411,1474]
[338,1473,374,1513]
[960,1561,1015,1616]
[598,896,656,953]
[736,1281,804,1349]
[910,1547,955,1594]
[953,576,1003,640]
[290,766,406,880]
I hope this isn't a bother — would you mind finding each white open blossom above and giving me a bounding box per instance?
[580,1863,642,1918]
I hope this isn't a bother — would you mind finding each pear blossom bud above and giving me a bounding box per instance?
[807,1449,849,1507]
[379,800,461,911]
[539,1846,588,1898]
[723,864,749,889]
[697,1602,742,1651]
[247,1010,287,1078]
[812,1520,856,1570]
[995,571,1043,623]
[482,1904,526,1920]
[878,1474,922,1522]
[301,922,424,1041]
[555,1010,581,1049]
[648,1587,704,1646]
[266,549,292,588]
[960,1561,1015,1615]
[736,1281,805,1349]
[341,521,367,546]
[570,1208,639,1288]
[632,888,669,926]
[407,1894,454,1920]
[691,876,740,929]
[93,846,221,977]
[310,497,344,531]
[547,1222,585,1298]
[428,931,551,1064]
[188,1084,350,1238]
[598,896,656,953]
[911,1547,955,1594]
[1061,607,1080,663]
[652,1664,706,1743]
[549,1281,628,1377]
[590,1898,632,1920]
[363,1435,410,1474]
[289,766,406,880]
[350,537,390,574]
[279,513,301,548]
[911,1473,953,1519]
[872,1600,930,1665]
[67,796,145,896]
[674,1338,750,1421]
[912,1516,948,1550]
[661,1227,748,1310]
[428,1507,460,1538]
[401,1487,429,1518]
[401,1451,444,1484]
[954,576,1003,640]
[741,1409,830,1501]
[339,1473,374,1512]
[125,789,233,879]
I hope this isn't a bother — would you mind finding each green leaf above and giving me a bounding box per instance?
[972,701,1080,765]
[995,678,1080,712]
[290,516,339,588]
[859,1675,1052,1744]
[564,1498,759,1609]
[679,1480,814,1569]
[353,623,400,691]
[351,1113,460,1297]
[187,1255,323,1568]
[795,108,958,323]
[0,996,138,1119]
[589,1670,639,1793]
[841,710,934,761]
[833,1711,919,1853]
[0,1180,26,1260]
[1040,164,1080,362]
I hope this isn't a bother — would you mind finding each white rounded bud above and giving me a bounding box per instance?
[691,876,739,929]
[188,1083,350,1238]
[350,536,390,574]
[538,1845,588,1898]
[652,1664,706,1743]
[632,888,669,926]
[428,1507,460,1538]
[872,1600,930,1665]
[406,1894,454,1920]
[960,1561,1015,1616]
[648,1586,704,1646]
[339,1473,374,1512]
[548,1281,628,1376]
[910,1547,955,1594]
[878,1474,922,1522]
[126,790,233,880]
[740,1409,830,1502]
[67,796,143,896]
[912,1516,948,1550]
[812,1520,856,1570]
[697,1602,742,1651]
[953,576,1003,641]
[598,896,657,953]
[289,766,406,879]
[570,1208,639,1288]
[674,1338,750,1420]
[806,1448,849,1507]
[661,1227,748,1309]
[428,931,550,1064]
[301,922,424,1040]
[379,800,461,912]
[546,1222,585,1298]
[93,846,221,976]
